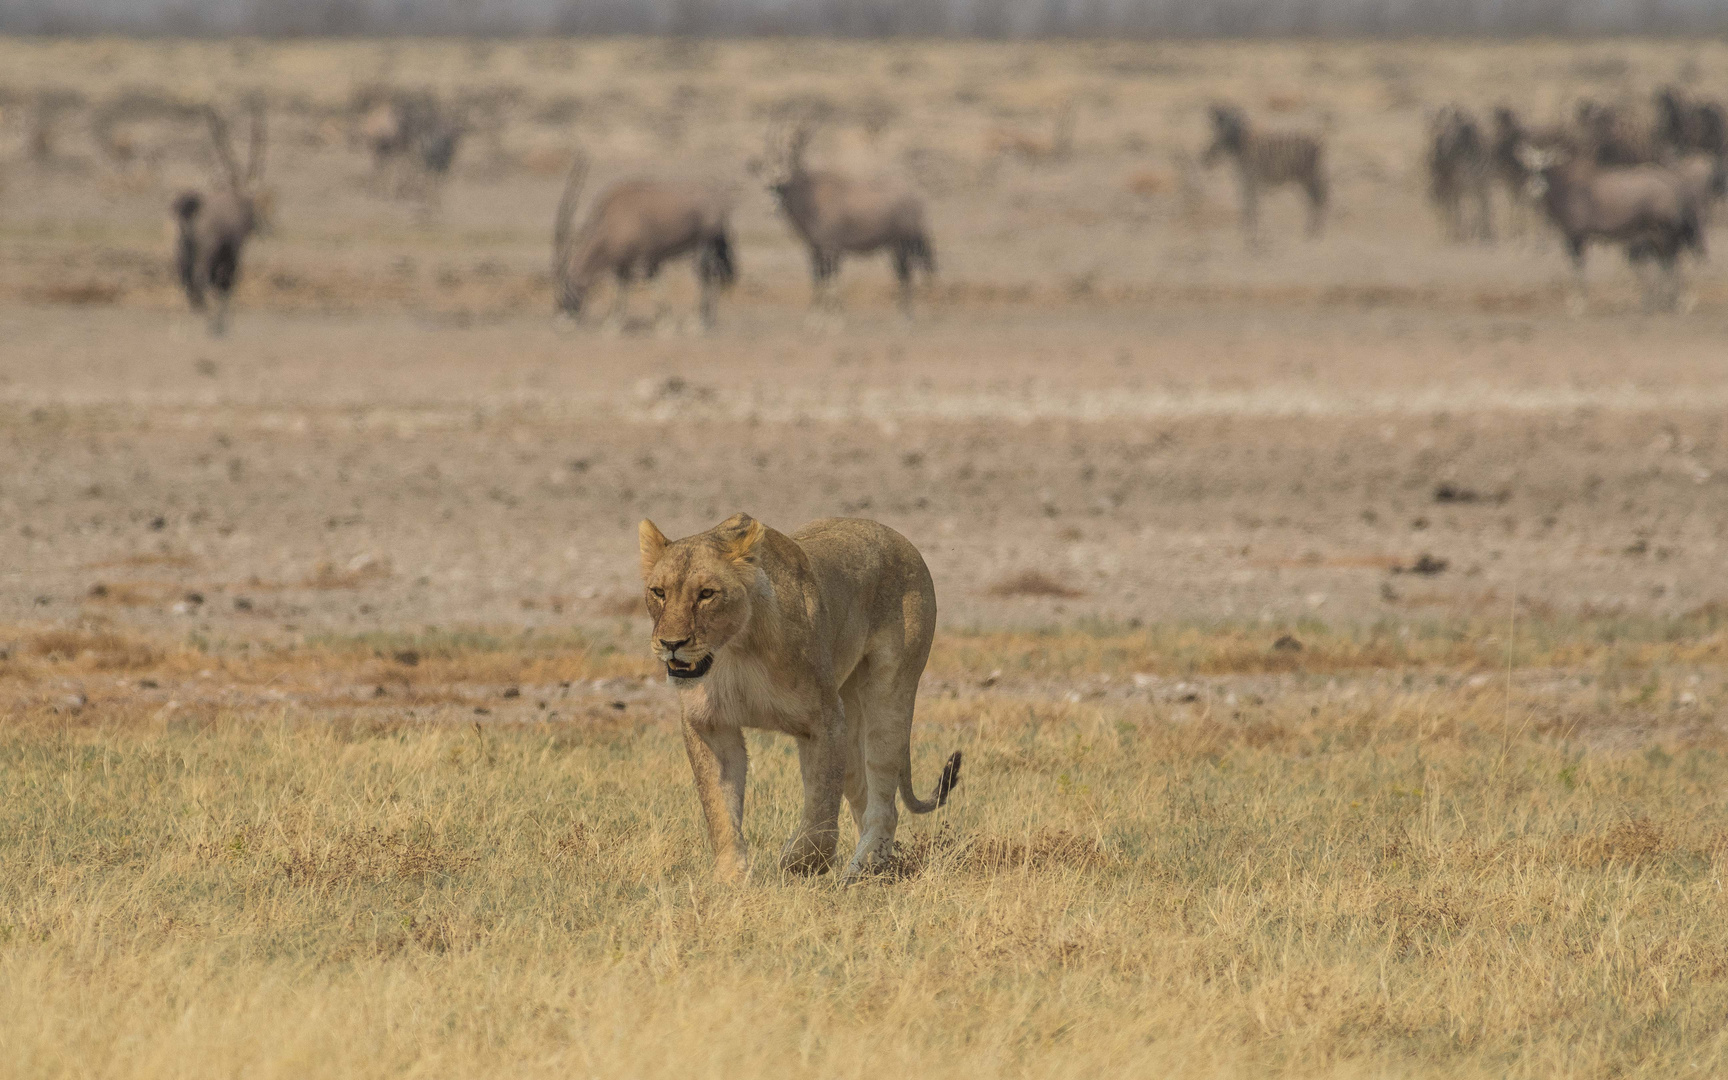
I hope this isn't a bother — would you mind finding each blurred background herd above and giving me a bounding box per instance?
[5,8,1728,332]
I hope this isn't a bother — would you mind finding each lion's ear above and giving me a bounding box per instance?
[639,519,668,580]
[721,514,766,565]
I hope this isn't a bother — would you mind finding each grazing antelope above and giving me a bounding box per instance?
[1521,144,1703,314]
[1654,87,1726,157]
[1200,104,1327,247]
[551,152,737,330]
[762,123,935,316]
[1427,106,1493,242]
[172,99,268,336]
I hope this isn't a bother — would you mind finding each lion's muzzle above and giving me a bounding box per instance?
[666,653,714,680]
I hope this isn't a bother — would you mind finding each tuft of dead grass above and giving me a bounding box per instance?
[3,615,1728,1076]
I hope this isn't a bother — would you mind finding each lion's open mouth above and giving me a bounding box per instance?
[666,654,715,680]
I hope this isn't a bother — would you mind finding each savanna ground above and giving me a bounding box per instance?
[5,35,1728,1079]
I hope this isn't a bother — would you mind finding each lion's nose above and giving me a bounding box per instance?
[658,637,690,653]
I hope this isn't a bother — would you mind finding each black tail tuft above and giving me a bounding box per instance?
[933,750,962,808]
[701,232,737,289]
[172,191,202,221]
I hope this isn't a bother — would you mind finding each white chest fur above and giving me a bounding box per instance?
[676,649,814,735]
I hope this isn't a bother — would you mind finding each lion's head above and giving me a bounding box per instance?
[638,513,766,682]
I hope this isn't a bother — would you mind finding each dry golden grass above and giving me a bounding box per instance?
[3,617,1728,1077]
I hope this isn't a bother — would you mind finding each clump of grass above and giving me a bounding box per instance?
[3,615,1728,1077]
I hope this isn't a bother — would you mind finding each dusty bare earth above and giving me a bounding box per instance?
[3,35,1728,647]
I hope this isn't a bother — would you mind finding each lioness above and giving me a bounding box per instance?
[639,513,961,880]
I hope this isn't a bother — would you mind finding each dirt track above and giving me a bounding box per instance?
[5,37,1728,638]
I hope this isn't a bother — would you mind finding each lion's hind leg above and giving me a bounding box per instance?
[841,681,869,836]
[840,669,918,880]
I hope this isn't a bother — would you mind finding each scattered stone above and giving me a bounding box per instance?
[502,687,520,698]
[138,678,158,689]
[1272,634,1303,651]
[233,597,253,611]
[609,700,627,710]
[979,669,1002,688]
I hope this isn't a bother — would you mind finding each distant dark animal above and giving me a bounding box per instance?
[551,152,737,329]
[1200,103,1327,246]
[761,123,936,316]
[1521,144,1703,313]
[1654,87,1726,157]
[355,91,464,203]
[172,99,268,336]
[1574,100,1664,167]
[1427,106,1493,242]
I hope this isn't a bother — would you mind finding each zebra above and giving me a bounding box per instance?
[1427,105,1493,242]
[1200,103,1327,247]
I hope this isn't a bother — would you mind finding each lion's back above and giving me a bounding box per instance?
[790,518,935,629]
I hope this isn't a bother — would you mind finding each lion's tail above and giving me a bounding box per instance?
[901,750,963,814]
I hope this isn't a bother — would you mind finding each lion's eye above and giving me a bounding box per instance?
[698,588,716,601]
[649,587,665,600]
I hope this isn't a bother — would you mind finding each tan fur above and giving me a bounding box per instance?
[554,154,736,327]
[638,513,957,880]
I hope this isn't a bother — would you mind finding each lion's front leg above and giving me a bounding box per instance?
[782,706,846,875]
[682,722,749,881]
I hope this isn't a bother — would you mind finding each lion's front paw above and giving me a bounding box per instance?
[779,834,835,876]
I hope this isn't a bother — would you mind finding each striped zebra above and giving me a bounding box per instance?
[1201,103,1327,247]
[1427,106,1493,242]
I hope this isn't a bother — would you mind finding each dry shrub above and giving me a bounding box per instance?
[1568,818,1671,868]
[987,570,1085,599]
[275,826,475,886]
[84,582,165,607]
[28,282,122,305]
[1125,169,1174,196]
[894,827,1107,878]
[27,629,160,669]
[304,555,392,589]
[598,593,644,617]
[82,553,198,570]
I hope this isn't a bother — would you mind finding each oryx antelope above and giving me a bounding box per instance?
[172,99,269,336]
[1200,103,1327,246]
[761,124,935,316]
[1521,144,1703,314]
[551,152,737,330]
[1427,105,1493,242]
